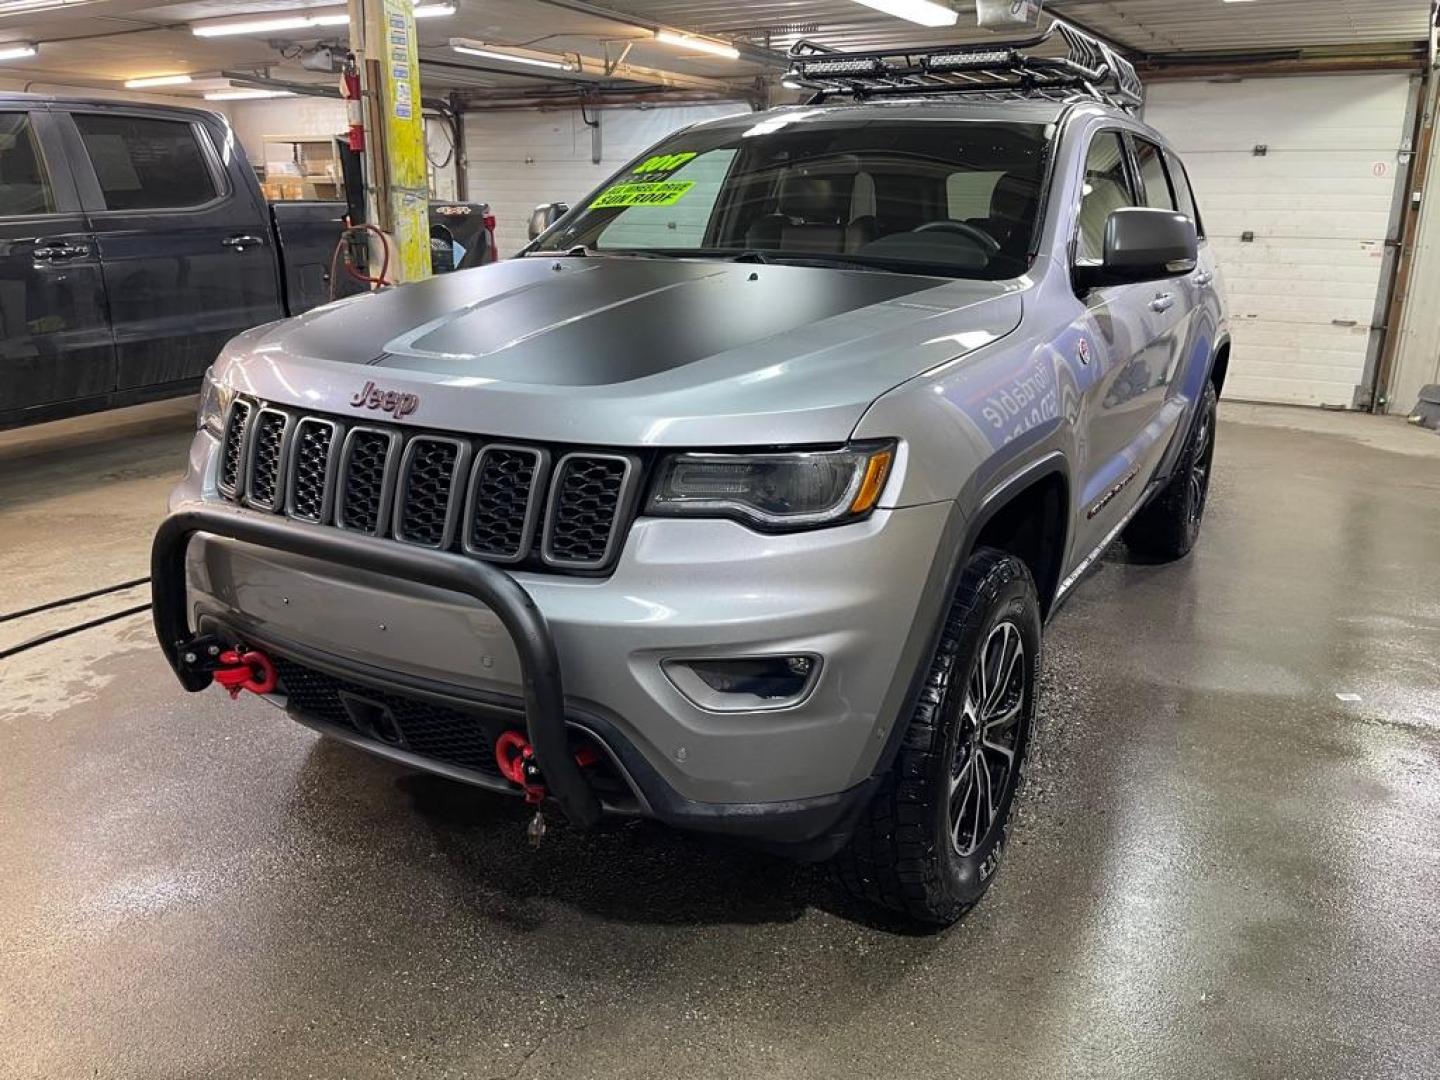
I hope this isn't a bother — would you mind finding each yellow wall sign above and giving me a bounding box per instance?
[591,181,695,209]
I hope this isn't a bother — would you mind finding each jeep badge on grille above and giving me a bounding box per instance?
[350,380,419,419]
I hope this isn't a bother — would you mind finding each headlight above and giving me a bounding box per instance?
[196,367,233,438]
[645,442,895,531]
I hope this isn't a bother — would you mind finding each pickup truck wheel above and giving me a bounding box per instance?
[1124,380,1218,560]
[832,547,1039,927]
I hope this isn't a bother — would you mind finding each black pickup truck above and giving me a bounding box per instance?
[0,93,494,429]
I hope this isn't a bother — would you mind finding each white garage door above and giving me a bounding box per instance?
[1145,75,1415,407]
[462,103,749,256]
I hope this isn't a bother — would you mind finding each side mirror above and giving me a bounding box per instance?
[1076,207,1198,289]
[527,201,570,241]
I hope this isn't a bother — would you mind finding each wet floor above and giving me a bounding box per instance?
[2,402,1438,1079]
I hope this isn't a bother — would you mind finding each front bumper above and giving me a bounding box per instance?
[163,432,958,848]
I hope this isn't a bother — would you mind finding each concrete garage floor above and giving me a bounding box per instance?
[1,400,1438,1080]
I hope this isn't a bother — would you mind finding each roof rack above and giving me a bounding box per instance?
[785,21,1144,113]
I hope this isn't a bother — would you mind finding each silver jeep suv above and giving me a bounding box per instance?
[153,27,1228,925]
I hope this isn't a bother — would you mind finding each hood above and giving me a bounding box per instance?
[221,256,1024,447]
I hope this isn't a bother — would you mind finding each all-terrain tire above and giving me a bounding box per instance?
[832,547,1041,927]
[1123,380,1219,560]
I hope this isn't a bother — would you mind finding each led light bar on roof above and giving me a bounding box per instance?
[925,48,1016,72]
[800,56,887,78]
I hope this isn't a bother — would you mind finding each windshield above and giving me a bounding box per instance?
[533,115,1053,280]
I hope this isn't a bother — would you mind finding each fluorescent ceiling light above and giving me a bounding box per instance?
[124,73,193,88]
[0,41,36,60]
[204,88,297,100]
[0,0,98,12]
[191,3,449,36]
[450,38,577,71]
[850,0,958,28]
[653,30,740,61]
[191,11,348,37]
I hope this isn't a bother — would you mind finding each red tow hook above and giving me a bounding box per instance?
[495,731,602,848]
[212,648,277,700]
[495,730,548,805]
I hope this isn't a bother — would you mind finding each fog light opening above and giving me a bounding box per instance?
[662,654,821,713]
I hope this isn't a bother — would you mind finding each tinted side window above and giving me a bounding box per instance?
[1077,131,1135,262]
[0,113,55,216]
[73,114,218,212]
[1134,138,1176,211]
[1164,149,1204,237]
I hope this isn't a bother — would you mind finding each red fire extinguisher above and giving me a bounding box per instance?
[341,52,364,152]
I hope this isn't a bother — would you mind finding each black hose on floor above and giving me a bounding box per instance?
[0,603,151,661]
[0,577,150,625]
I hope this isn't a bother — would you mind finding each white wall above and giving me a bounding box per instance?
[1145,75,1414,408]
[461,102,751,254]
[225,95,458,200]
[225,95,347,165]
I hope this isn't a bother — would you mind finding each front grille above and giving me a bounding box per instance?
[219,399,253,497]
[272,656,502,777]
[287,418,340,523]
[465,445,544,562]
[395,436,467,547]
[246,409,290,510]
[214,396,641,575]
[270,654,635,804]
[338,427,398,536]
[543,454,633,569]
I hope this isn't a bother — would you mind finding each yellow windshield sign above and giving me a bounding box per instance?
[590,180,695,209]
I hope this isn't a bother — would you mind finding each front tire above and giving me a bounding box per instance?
[832,547,1040,927]
[1124,380,1218,560]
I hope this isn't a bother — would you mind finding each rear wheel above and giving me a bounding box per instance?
[1124,380,1218,560]
[832,547,1040,927]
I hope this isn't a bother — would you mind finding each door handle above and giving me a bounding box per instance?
[32,242,88,261]
[1150,292,1175,313]
[223,234,263,250]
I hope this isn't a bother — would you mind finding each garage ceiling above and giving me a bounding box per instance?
[0,0,1431,100]
[602,0,1434,54]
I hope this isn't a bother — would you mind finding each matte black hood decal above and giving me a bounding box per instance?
[374,259,945,386]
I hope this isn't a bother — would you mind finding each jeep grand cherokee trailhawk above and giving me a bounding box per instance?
[152,24,1228,925]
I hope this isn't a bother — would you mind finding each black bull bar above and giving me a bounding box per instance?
[150,504,603,830]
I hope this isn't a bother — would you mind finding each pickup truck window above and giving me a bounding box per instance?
[535,119,1053,281]
[73,114,218,212]
[1076,131,1136,263]
[0,113,55,216]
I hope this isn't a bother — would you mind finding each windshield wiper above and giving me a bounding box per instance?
[529,245,673,259]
